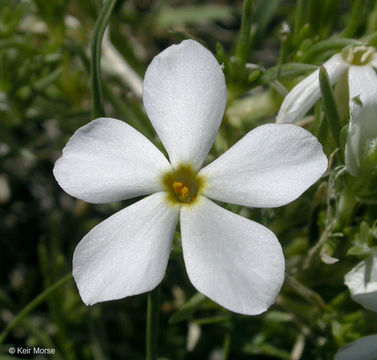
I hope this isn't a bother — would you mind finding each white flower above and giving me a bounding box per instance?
[345,81,377,176]
[335,334,377,360]
[53,40,327,315]
[345,251,377,312]
[276,45,377,125]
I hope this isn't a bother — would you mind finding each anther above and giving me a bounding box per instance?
[173,181,190,200]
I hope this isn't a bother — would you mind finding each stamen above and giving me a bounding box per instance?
[346,51,353,64]
[361,48,374,63]
[181,185,189,199]
[173,181,190,201]
[173,181,184,193]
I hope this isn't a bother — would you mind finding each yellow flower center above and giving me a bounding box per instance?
[162,164,204,205]
[341,45,376,66]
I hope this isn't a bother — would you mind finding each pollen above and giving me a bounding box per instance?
[162,164,204,205]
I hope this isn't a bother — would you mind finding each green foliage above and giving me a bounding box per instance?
[260,63,318,84]
[319,66,342,148]
[347,221,375,256]
[155,5,234,28]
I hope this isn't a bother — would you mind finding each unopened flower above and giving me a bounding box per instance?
[53,40,327,315]
[335,334,377,360]
[345,250,377,312]
[276,45,377,124]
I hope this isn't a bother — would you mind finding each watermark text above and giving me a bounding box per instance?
[9,346,56,355]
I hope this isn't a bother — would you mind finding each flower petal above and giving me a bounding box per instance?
[143,40,227,169]
[53,118,172,203]
[276,54,348,123]
[73,192,179,305]
[346,66,377,175]
[335,335,377,360]
[369,53,377,68]
[180,197,285,315]
[344,253,377,312]
[200,124,327,208]
[348,65,377,104]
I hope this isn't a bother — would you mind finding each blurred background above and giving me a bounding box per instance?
[2,0,377,359]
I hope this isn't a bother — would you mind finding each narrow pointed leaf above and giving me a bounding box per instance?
[235,0,253,65]
[251,0,280,47]
[319,66,341,148]
[0,273,72,344]
[169,293,207,324]
[342,0,366,38]
[260,63,317,84]
[294,0,309,41]
[301,38,362,62]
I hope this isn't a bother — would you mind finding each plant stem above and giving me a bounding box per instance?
[235,0,253,65]
[90,0,117,118]
[146,285,160,360]
[222,318,232,360]
[303,227,330,270]
[285,274,326,310]
[0,273,72,344]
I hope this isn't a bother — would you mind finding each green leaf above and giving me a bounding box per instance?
[216,42,229,70]
[155,5,233,28]
[295,38,314,61]
[235,0,254,65]
[363,30,377,47]
[348,222,372,256]
[339,124,348,160]
[320,237,340,265]
[251,0,281,46]
[90,0,117,118]
[260,63,317,84]
[301,38,362,62]
[264,311,293,323]
[347,244,371,256]
[167,29,200,42]
[373,226,377,239]
[168,293,207,324]
[342,0,366,38]
[313,101,325,141]
[33,68,62,92]
[295,23,311,47]
[248,69,262,83]
[319,66,342,148]
[0,273,72,344]
[146,286,160,360]
[294,0,309,41]
[244,341,291,360]
[193,315,230,326]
